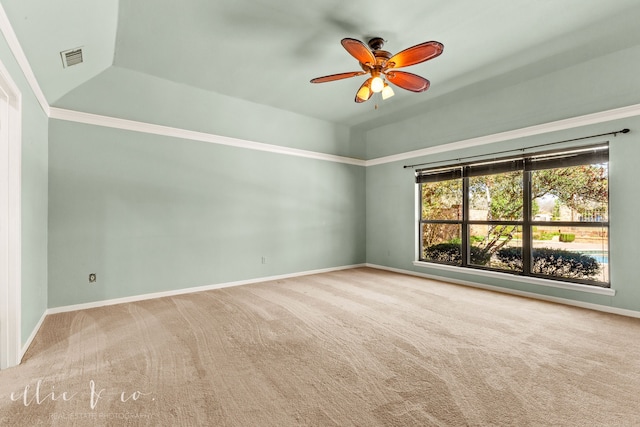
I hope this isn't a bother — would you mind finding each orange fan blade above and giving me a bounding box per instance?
[341,38,376,66]
[355,78,373,103]
[387,41,444,69]
[310,71,366,84]
[386,71,430,92]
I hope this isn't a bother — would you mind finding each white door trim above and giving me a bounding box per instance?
[0,59,22,369]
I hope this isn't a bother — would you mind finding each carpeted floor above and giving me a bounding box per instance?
[1,267,640,426]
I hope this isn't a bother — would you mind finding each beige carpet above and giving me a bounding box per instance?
[1,267,640,426]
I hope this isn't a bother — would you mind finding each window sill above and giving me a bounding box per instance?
[412,261,615,296]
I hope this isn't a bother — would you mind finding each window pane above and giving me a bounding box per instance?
[421,223,462,265]
[469,171,523,221]
[531,225,609,284]
[416,145,610,287]
[421,180,462,220]
[531,163,608,222]
[470,224,522,271]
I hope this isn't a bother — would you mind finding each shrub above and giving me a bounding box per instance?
[496,247,600,280]
[559,233,575,242]
[535,231,559,241]
[424,243,491,265]
[495,247,522,268]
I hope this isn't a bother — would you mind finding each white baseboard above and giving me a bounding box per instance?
[366,263,640,319]
[20,309,47,362]
[23,262,638,363]
[47,264,367,315]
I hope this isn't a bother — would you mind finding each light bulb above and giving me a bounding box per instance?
[382,84,394,100]
[356,85,371,101]
[371,76,384,93]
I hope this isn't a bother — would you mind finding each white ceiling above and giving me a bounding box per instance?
[3,0,640,126]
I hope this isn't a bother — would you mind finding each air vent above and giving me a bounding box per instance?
[60,47,83,68]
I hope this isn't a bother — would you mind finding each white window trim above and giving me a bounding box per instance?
[412,260,615,296]
[412,163,614,297]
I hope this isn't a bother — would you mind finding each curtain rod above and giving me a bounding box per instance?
[402,128,630,169]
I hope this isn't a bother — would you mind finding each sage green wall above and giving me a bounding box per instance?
[54,66,364,159]
[359,43,640,160]
[0,34,48,344]
[14,6,640,317]
[47,119,365,307]
[366,116,640,311]
[365,40,640,312]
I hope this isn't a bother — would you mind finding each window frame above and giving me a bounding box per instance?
[416,145,610,288]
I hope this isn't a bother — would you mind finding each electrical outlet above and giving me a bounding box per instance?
[261,256,266,264]
[89,273,97,283]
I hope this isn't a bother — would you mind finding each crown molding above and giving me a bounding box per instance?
[49,107,366,166]
[43,103,640,168]
[49,103,640,169]
[0,4,49,116]
[365,103,640,167]
[1,5,365,167]
[2,2,638,168]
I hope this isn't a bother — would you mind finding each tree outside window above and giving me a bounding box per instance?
[418,146,609,287]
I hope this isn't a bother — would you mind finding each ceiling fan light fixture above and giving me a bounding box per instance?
[371,76,385,93]
[382,84,394,100]
[310,37,443,103]
[356,84,372,101]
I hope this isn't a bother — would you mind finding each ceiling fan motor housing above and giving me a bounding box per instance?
[360,38,392,72]
[367,37,385,50]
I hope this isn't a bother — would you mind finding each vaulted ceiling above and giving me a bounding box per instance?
[3,0,640,127]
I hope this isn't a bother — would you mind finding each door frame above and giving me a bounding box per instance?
[0,59,22,369]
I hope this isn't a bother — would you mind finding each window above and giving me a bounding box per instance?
[417,145,609,287]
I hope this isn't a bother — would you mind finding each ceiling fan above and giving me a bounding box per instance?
[310,37,444,103]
